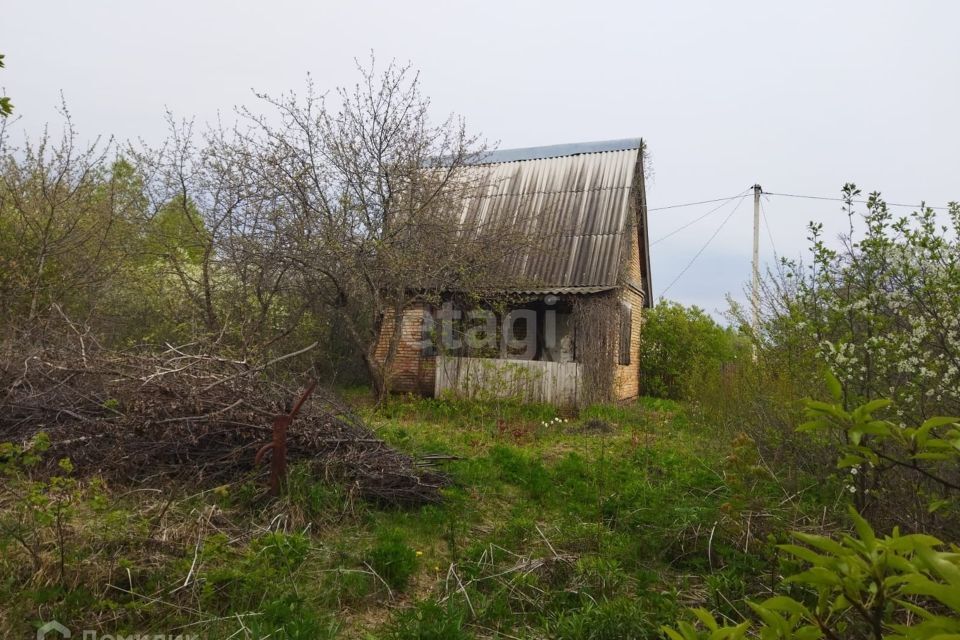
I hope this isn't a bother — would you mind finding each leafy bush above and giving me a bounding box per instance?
[0,433,93,587]
[639,300,745,399]
[799,377,960,532]
[723,187,960,460]
[664,507,960,639]
[691,186,960,512]
[0,434,160,634]
[692,348,825,479]
[775,186,960,423]
[666,386,960,639]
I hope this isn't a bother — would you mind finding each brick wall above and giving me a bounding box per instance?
[373,304,435,395]
[612,212,646,401]
[376,295,642,402]
[613,287,644,400]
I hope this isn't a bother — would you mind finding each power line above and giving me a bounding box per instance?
[765,191,954,212]
[759,196,778,259]
[659,193,749,298]
[649,190,954,214]
[648,192,752,211]
[651,190,751,246]
[651,187,953,301]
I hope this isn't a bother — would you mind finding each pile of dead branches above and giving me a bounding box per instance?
[0,324,448,506]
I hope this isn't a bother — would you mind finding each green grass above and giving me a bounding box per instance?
[0,394,825,638]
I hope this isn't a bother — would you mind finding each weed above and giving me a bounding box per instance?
[548,596,675,639]
[488,445,551,500]
[386,599,473,640]
[0,394,837,638]
[246,594,339,640]
[367,530,419,590]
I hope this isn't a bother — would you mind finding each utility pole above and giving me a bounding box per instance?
[752,184,762,356]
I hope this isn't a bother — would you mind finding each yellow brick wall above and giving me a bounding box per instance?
[373,304,435,395]
[612,214,646,401]
[612,287,645,400]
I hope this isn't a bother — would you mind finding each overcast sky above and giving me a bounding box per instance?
[3,1,958,318]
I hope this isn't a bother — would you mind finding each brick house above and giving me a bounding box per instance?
[374,138,652,406]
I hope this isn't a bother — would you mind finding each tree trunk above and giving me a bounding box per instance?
[365,301,407,405]
[364,346,386,403]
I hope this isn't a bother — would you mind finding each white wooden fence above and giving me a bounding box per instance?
[434,356,582,406]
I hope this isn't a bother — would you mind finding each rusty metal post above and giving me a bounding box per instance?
[254,380,317,495]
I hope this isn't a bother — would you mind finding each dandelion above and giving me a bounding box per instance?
[416,550,423,557]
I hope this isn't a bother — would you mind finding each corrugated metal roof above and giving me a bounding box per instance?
[476,138,643,164]
[509,286,617,296]
[456,142,643,291]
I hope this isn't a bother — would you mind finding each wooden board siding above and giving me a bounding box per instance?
[373,304,435,395]
[435,356,581,407]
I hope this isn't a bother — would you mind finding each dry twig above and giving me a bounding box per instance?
[1,327,447,506]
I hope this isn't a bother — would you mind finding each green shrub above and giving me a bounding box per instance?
[0,434,98,587]
[798,379,960,533]
[706,187,960,520]
[664,507,960,639]
[639,300,745,399]
[771,187,960,425]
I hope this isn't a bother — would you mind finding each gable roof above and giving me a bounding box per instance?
[456,138,651,302]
